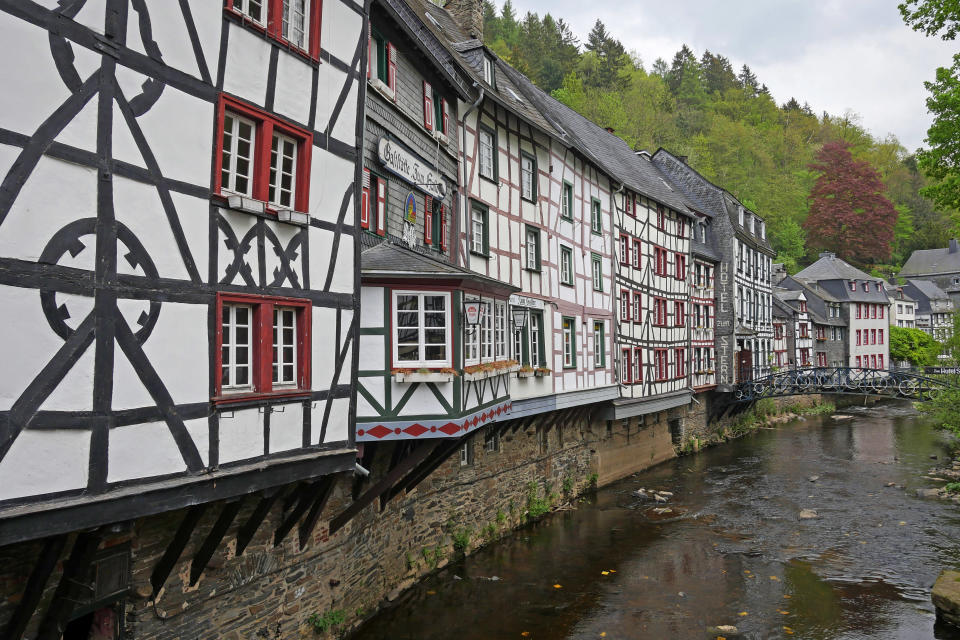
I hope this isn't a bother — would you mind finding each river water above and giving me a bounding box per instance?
[353,402,960,639]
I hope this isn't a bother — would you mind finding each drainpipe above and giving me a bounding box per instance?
[460,84,484,270]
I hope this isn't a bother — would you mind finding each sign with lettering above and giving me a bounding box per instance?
[508,294,545,310]
[464,301,482,326]
[378,138,446,200]
[404,192,417,224]
[925,366,960,375]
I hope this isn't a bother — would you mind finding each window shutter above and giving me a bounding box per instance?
[442,99,450,135]
[360,168,370,230]
[424,195,433,245]
[375,178,386,236]
[422,80,434,131]
[440,204,447,251]
[387,42,397,97]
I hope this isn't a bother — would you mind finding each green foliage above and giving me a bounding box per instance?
[481,1,957,272]
[917,53,960,212]
[562,476,574,496]
[307,610,346,634]
[496,509,506,523]
[890,326,941,366]
[920,378,960,436]
[899,0,960,39]
[525,481,551,518]
[421,546,443,569]
[946,482,960,493]
[451,528,472,554]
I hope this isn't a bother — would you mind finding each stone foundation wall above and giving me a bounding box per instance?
[0,407,681,639]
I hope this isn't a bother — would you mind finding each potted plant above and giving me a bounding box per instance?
[534,367,552,377]
[392,367,455,383]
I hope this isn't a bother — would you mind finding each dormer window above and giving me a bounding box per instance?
[483,55,496,87]
[849,281,856,292]
[862,282,868,292]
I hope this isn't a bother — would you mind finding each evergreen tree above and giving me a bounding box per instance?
[737,64,759,94]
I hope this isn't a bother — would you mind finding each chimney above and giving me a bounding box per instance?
[950,238,959,254]
[819,251,835,259]
[605,126,615,134]
[677,155,688,164]
[448,0,484,40]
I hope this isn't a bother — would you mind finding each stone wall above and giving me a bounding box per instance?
[0,407,681,639]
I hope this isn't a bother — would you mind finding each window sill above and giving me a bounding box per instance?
[393,372,453,384]
[560,216,573,223]
[470,250,489,260]
[524,266,541,274]
[521,196,537,204]
[218,195,309,226]
[213,389,312,407]
[478,173,498,185]
[369,78,396,102]
[431,129,450,145]
[560,281,574,288]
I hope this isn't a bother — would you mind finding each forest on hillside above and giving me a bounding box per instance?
[481,1,959,274]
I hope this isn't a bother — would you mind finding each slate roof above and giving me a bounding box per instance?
[900,242,960,277]
[779,276,846,326]
[794,253,877,283]
[906,278,951,301]
[361,242,517,293]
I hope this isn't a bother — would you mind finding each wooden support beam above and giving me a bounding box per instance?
[298,475,337,549]
[384,436,464,504]
[2,535,68,640]
[379,442,411,511]
[36,530,103,640]
[235,490,281,556]
[329,442,437,535]
[150,504,206,597]
[189,500,243,586]
[273,482,316,547]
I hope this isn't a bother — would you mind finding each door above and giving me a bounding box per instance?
[737,349,753,382]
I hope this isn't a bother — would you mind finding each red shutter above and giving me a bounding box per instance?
[424,195,433,245]
[440,204,447,251]
[442,99,450,135]
[387,42,397,98]
[423,80,434,131]
[375,177,386,236]
[360,168,370,230]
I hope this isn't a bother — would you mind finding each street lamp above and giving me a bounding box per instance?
[511,306,527,333]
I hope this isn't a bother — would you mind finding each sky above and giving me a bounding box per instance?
[499,0,956,151]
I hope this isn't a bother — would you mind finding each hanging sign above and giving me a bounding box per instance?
[509,294,545,310]
[464,301,482,326]
[404,192,417,224]
[378,137,446,200]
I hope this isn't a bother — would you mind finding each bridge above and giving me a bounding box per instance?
[733,367,956,403]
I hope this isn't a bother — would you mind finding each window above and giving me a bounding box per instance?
[677,217,686,239]
[478,126,497,181]
[657,206,666,230]
[879,354,884,369]
[633,239,642,269]
[619,234,630,266]
[460,439,473,466]
[871,304,877,319]
[856,355,862,368]
[393,291,450,367]
[799,301,807,313]
[591,198,602,234]
[227,0,321,59]
[871,329,876,345]
[675,348,685,378]
[361,170,387,236]
[424,196,445,250]
[880,305,885,319]
[620,289,630,322]
[593,321,605,367]
[856,329,861,346]
[621,349,632,383]
[654,349,668,381]
[562,317,576,368]
[879,328,884,345]
[871,354,877,368]
[675,253,686,280]
[368,28,396,95]
[217,95,312,213]
[850,281,857,292]
[654,247,667,276]
[654,298,667,326]
[483,54,496,86]
[422,81,450,137]
[862,282,869,292]
[484,427,500,453]
[633,347,642,382]
[856,304,862,319]
[521,153,537,201]
[560,245,574,286]
[591,254,603,291]
[632,291,641,322]
[470,202,488,256]
[525,226,541,271]
[217,294,311,398]
[675,301,685,327]
[494,302,507,360]
[817,352,827,367]
[561,182,573,220]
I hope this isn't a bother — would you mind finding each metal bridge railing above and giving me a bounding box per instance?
[733,366,955,402]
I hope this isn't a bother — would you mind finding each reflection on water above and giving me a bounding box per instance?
[352,402,960,640]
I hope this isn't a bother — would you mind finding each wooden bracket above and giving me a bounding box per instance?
[36,529,104,640]
[189,499,243,585]
[2,535,68,640]
[150,505,206,598]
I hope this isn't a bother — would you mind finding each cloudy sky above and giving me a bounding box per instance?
[503,0,955,151]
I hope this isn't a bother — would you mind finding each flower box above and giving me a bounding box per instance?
[534,368,552,377]
[517,370,535,378]
[393,372,453,384]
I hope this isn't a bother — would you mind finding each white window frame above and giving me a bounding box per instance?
[494,301,507,360]
[222,112,256,197]
[269,131,298,209]
[281,0,310,50]
[222,303,253,390]
[593,321,604,368]
[232,0,266,26]
[273,306,298,387]
[521,154,535,201]
[560,245,573,285]
[483,55,495,85]
[525,227,539,270]
[478,128,495,180]
[562,318,575,368]
[471,206,485,254]
[529,313,542,366]
[591,255,603,291]
[392,291,452,368]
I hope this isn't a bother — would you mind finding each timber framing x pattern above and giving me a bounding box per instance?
[0,0,364,520]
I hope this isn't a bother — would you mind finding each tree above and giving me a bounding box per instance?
[580,20,628,90]
[899,0,960,39]
[919,312,960,436]
[890,326,941,366]
[803,141,899,264]
[916,53,960,211]
[737,64,758,95]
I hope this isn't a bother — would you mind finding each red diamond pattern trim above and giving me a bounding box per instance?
[360,401,511,441]
[439,422,460,435]
[404,423,428,437]
[366,425,392,439]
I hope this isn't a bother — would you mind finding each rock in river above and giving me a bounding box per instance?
[798,509,818,519]
[933,570,960,628]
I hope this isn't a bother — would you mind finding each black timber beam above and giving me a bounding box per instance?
[383,436,465,505]
[380,442,413,511]
[0,449,356,547]
[150,505,207,597]
[273,483,316,546]
[2,535,68,640]
[329,442,437,535]
[235,489,281,556]
[189,499,243,586]
[298,475,337,549]
[35,530,103,640]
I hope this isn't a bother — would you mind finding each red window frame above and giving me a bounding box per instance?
[214,292,312,403]
[654,246,667,276]
[677,217,686,239]
[654,348,668,381]
[871,304,877,319]
[675,348,685,379]
[879,354,884,369]
[850,281,856,292]
[817,352,827,367]
[799,301,807,312]
[619,234,630,266]
[675,252,686,280]
[633,347,642,382]
[675,301,685,327]
[654,297,667,326]
[880,305,885,319]
[632,239,642,269]
[656,206,666,230]
[223,0,322,62]
[871,354,877,369]
[879,328,884,345]
[632,291,642,324]
[620,289,631,322]
[856,304,862,319]
[621,348,632,383]
[856,355,862,368]
[215,94,313,214]
[856,329,861,346]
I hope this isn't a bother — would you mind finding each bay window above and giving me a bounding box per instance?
[216,293,311,399]
[217,95,312,213]
[393,291,451,367]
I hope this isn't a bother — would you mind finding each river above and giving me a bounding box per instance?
[352,402,960,639]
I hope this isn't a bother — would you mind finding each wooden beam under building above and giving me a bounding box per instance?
[36,529,103,640]
[235,489,281,556]
[189,499,243,585]
[298,475,337,549]
[150,505,206,597]
[2,535,68,640]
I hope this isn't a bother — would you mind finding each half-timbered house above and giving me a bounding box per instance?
[772,301,790,370]
[0,0,365,636]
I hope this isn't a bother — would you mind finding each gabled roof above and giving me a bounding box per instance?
[794,253,876,282]
[905,278,950,301]
[780,276,846,326]
[901,243,960,277]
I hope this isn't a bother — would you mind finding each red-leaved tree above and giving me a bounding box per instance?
[803,141,898,264]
